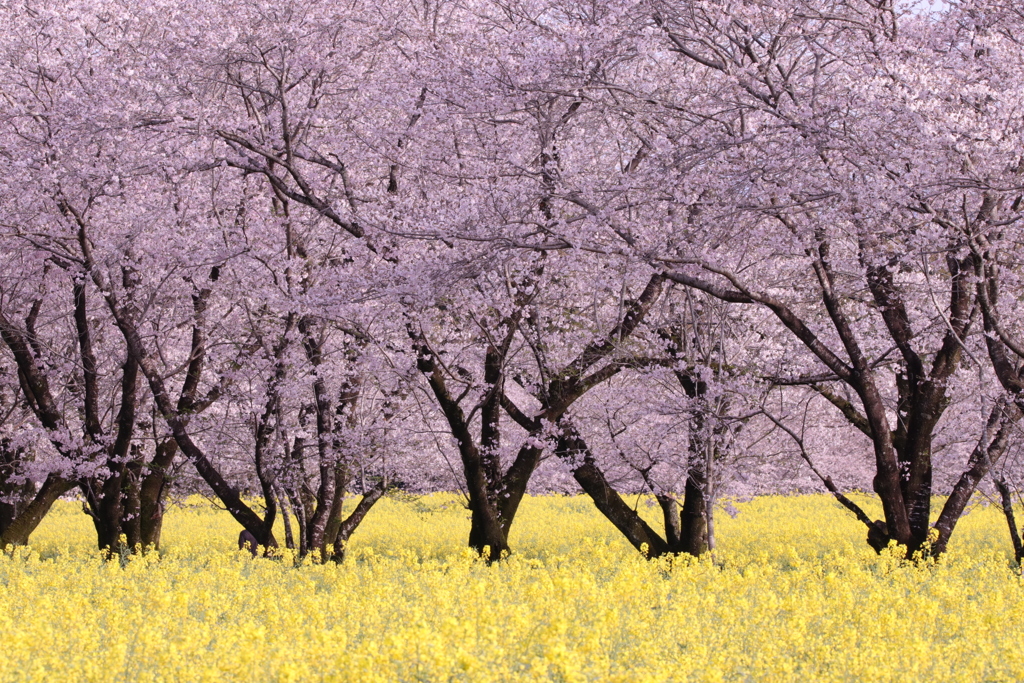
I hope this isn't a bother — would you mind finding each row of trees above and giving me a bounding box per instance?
[3,0,1024,562]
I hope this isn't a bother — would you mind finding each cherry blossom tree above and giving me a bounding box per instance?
[4,0,1024,565]
[590,0,1024,555]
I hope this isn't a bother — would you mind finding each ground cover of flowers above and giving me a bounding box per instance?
[1,494,1022,682]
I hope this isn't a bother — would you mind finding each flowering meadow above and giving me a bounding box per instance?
[0,494,1021,682]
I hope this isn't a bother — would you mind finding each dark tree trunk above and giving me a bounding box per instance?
[101,273,277,548]
[293,320,380,561]
[496,444,543,532]
[275,485,295,550]
[409,263,557,560]
[321,476,345,556]
[283,434,312,555]
[492,274,669,558]
[120,457,143,549]
[302,374,336,555]
[82,480,119,554]
[328,479,387,563]
[0,440,36,538]
[665,224,997,558]
[556,422,670,556]
[930,401,1017,556]
[549,416,718,559]
[138,439,178,550]
[657,496,681,547]
[0,474,71,547]
[309,464,348,558]
[679,463,710,556]
[410,330,509,562]
[77,352,142,556]
[469,346,506,555]
[292,495,309,556]
[676,372,714,557]
[995,475,1024,566]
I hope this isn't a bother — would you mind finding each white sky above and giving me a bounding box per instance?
[901,0,952,13]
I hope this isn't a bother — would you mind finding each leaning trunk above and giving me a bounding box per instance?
[931,401,1017,556]
[0,474,70,547]
[995,475,1024,566]
[556,422,670,557]
[329,480,387,563]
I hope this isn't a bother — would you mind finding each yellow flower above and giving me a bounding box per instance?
[0,493,1020,682]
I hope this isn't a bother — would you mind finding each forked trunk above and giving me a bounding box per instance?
[655,483,711,557]
[328,480,387,563]
[310,465,347,558]
[467,503,509,561]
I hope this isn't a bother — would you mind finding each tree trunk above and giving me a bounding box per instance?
[678,464,710,556]
[931,401,1016,556]
[467,502,508,560]
[678,400,713,557]
[98,475,126,553]
[319,465,354,557]
[0,441,36,538]
[496,445,543,534]
[995,475,1024,566]
[275,485,295,550]
[658,496,681,547]
[285,481,309,556]
[120,458,143,549]
[0,474,70,547]
[303,375,336,555]
[102,275,275,546]
[82,450,152,555]
[410,329,508,562]
[329,480,387,563]
[139,439,178,550]
[556,423,670,557]
[468,346,507,558]
[668,367,718,557]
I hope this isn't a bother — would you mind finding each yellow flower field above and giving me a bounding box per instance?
[1,494,1022,682]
